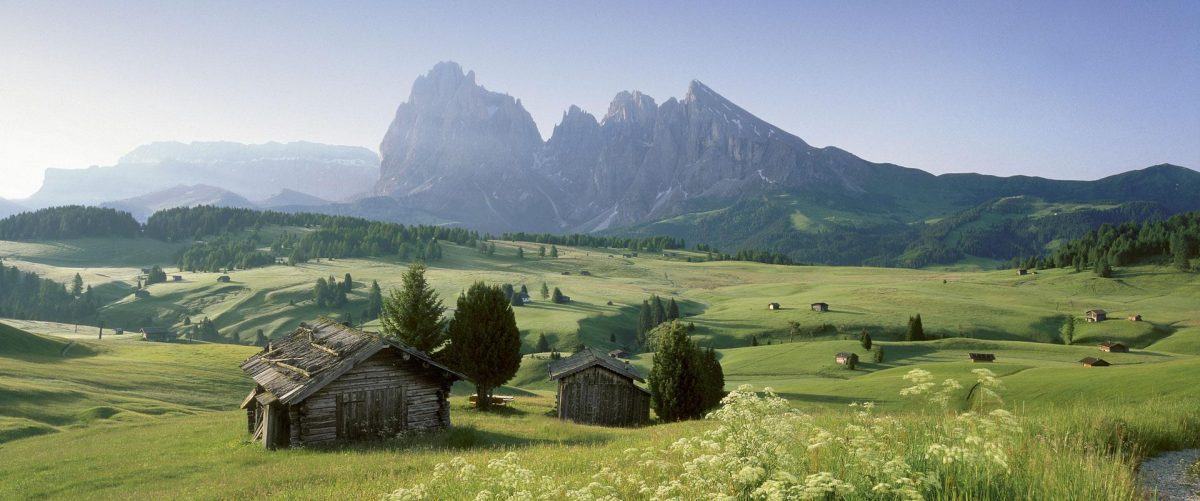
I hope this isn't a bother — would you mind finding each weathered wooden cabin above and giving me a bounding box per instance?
[217,275,231,283]
[1127,314,1142,322]
[968,353,996,363]
[239,318,466,449]
[1079,357,1110,367]
[1099,342,1129,353]
[548,348,649,427]
[1016,268,1029,276]
[835,352,858,365]
[608,349,630,359]
[767,302,781,310]
[141,327,172,342]
[1085,309,1107,322]
[811,302,829,312]
[172,275,183,282]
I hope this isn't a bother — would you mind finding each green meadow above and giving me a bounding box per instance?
[1,236,1198,498]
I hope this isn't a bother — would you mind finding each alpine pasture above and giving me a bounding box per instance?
[1,236,1198,499]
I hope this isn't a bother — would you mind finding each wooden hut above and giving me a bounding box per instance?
[767,302,781,310]
[811,302,829,312]
[608,349,630,359]
[172,275,183,282]
[1085,309,1107,322]
[1099,342,1129,353]
[239,318,466,449]
[217,275,231,283]
[1016,268,1029,276]
[548,348,649,427]
[141,327,172,342]
[968,353,996,363]
[1127,314,1142,322]
[835,352,858,365]
[1079,357,1110,367]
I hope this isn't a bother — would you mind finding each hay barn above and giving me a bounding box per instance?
[1085,309,1107,322]
[1079,357,1111,367]
[548,348,649,427]
[239,318,466,449]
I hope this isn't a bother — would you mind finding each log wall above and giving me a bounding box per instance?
[557,366,650,427]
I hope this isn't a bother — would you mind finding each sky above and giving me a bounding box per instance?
[1,1,1198,199]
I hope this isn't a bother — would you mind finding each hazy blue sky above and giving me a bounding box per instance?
[1,1,1197,198]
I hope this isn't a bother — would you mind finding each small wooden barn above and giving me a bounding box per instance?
[548,348,649,427]
[608,349,630,359]
[1085,309,1107,322]
[239,318,466,449]
[1016,268,1029,276]
[217,275,231,283]
[968,353,996,363]
[811,302,829,312]
[1079,357,1111,367]
[767,302,781,310]
[835,352,858,365]
[141,327,172,342]
[1099,342,1129,353]
[1127,314,1142,322]
[172,275,183,282]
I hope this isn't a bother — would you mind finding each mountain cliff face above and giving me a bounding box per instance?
[27,141,379,208]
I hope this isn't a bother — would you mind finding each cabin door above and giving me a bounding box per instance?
[336,387,407,440]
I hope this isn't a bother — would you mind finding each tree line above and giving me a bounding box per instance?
[500,232,684,253]
[0,206,140,240]
[1023,211,1200,276]
[0,261,99,323]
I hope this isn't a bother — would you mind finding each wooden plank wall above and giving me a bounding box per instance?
[558,366,650,427]
[296,349,452,445]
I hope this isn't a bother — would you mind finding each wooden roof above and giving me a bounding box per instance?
[239,318,467,406]
[1086,309,1107,315]
[1079,357,1110,366]
[548,347,645,383]
[968,353,996,360]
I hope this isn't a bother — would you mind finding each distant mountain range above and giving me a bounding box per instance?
[0,199,25,219]
[10,62,1198,266]
[372,62,1200,264]
[23,141,379,209]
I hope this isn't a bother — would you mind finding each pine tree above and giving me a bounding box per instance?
[516,247,524,259]
[906,314,926,341]
[540,282,550,300]
[860,330,872,350]
[667,298,680,320]
[651,295,666,325]
[71,273,83,297]
[314,278,329,307]
[552,287,565,304]
[1094,255,1113,278]
[538,245,546,257]
[501,283,515,301]
[636,300,653,348]
[444,282,521,411]
[697,346,725,412]
[1172,234,1191,271]
[487,242,496,256]
[535,333,550,352]
[873,346,885,363]
[648,321,716,422]
[380,263,446,352]
[510,291,524,307]
[751,335,759,347]
[254,329,268,347]
[549,245,559,258]
[343,273,353,292]
[367,280,384,320]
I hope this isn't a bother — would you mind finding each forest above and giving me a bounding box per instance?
[0,260,99,323]
[0,206,140,240]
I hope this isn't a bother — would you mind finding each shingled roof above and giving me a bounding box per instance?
[548,347,645,382]
[239,318,467,406]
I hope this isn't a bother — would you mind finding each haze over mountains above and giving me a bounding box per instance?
[8,61,1198,265]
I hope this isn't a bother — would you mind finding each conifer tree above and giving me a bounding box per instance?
[906,314,926,341]
[444,282,521,411]
[516,247,524,259]
[551,287,565,304]
[343,273,353,292]
[540,282,549,300]
[367,280,384,320]
[667,297,680,320]
[535,333,550,352]
[1060,315,1075,345]
[71,273,83,297]
[538,245,546,257]
[380,263,446,352]
[860,330,872,350]
[549,245,558,258]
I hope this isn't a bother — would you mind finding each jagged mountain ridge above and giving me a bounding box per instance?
[101,184,256,221]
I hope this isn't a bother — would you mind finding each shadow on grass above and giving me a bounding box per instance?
[316,424,615,453]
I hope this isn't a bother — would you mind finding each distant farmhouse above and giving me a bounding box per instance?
[608,349,630,359]
[1127,314,1142,322]
[172,275,183,282]
[1099,342,1129,353]
[141,327,173,342]
[1017,268,1029,276]
[1079,357,1110,367]
[968,353,996,363]
[835,352,858,365]
[767,302,781,310]
[217,275,231,283]
[1085,309,1107,322]
[811,302,829,312]
[548,348,649,427]
[239,318,466,449]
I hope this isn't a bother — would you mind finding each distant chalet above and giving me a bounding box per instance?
[767,302,781,310]
[1079,357,1110,367]
[1085,309,1107,322]
[1099,342,1129,353]
[968,353,996,363]
[1127,314,1142,322]
[608,349,630,359]
[548,348,649,427]
[835,352,858,365]
[239,318,467,449]
[141,327,172,342]
[217,275,231,283]
[811,302,829,312]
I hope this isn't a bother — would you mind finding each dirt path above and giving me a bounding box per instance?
[1139,449,1200,500]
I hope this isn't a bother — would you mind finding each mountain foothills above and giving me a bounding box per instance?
[374,62,1200,265]
[24,141,379,208]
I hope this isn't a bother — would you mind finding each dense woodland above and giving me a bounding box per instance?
[1042,211,1200,274]
[0,206,140,240]
[0,261,99,323]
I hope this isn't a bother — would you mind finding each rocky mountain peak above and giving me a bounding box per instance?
[603,91,658,126]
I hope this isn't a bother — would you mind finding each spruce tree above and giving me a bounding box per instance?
[552,287,564,304]
[343,273,353,292]
[906,314,926,341]
[444,282,522,411]
[540,282,550,300]
[1172,234,1191,271]
[647,321,699,422]
[550,245,558,258]
[254,329,267,347]
[314,278,329,307]
[667,298,680,320]
[636,300,653,348]
[71,273,83,297]
[697,346,725,412]
[380,263,446,352]
[651,295,666,325]
[1060,315,1075,345]
[367,280,384,320]
[501,283,515,301]
[535,333,550,352]
[538,245,546,257]
[510,291,524,307]
[860,331,872,350]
